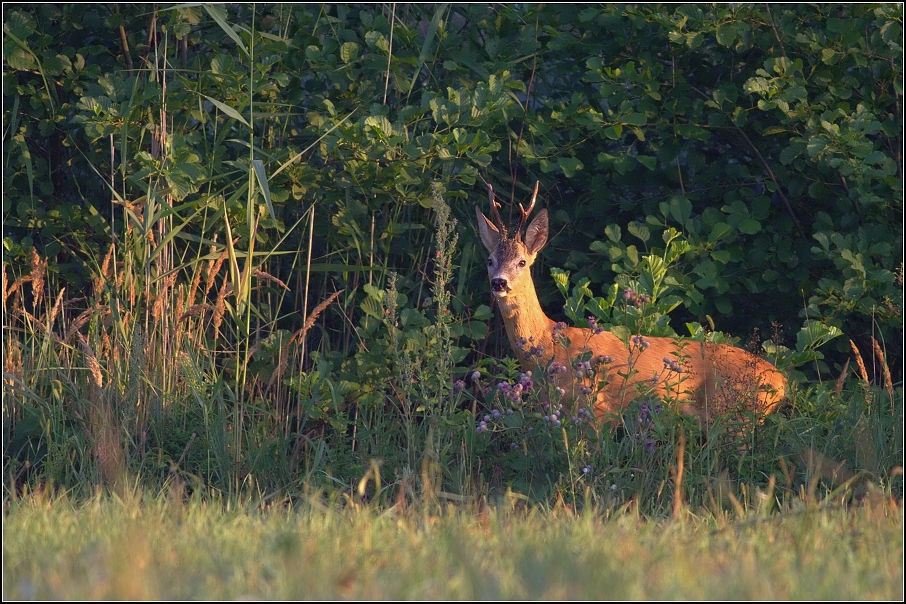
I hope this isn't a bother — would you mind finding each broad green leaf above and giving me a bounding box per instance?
[708,222,733,242]
[795,320,842,352]
[340,42,360,63]
[637,155,656,170]
[669,195,692,227]
[558,156,583,177]
[716,22,737,46]
[622,112,647,126]
[627,222,650,243]
[473,304,493,321]
[738,218,761,235]
[550,267,570,296]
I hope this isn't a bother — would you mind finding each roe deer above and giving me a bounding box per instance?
[476,182,786,424]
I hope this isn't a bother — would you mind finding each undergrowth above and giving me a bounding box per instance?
[3,186,903,516]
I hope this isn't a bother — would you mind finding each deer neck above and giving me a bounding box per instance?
[495,275,556,365]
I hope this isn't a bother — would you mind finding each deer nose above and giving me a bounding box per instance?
[491,278,508,292]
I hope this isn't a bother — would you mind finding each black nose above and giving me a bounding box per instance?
[491,278,508,292]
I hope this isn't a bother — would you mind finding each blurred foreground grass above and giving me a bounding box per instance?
[4,489,902,600]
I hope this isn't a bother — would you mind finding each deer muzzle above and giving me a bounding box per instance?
[491,278,510,295]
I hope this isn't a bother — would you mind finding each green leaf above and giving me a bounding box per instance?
[605,224,621,243]
[622,112,647,126]
[625,245,639,266]
[711,250,732,263]
[364,115,393,138]
[557,156,584,177]
[360,297,383,320]
[340,42,360,63]
[610,325,631,348]
[204,5,248,56]
[627,222,650,243]
[795,320,842,352]
[211,54,235,75]
[473,304,493,321]
[708,222,733,242]
[716,23,738,46]
[738,218,761,235]
[636,155,656,171]
[363,284,384,301]
[551,267,571,296]
[669,195,692,227]
[467,320,489,340]
[202,95,249,127]
[864,150,887,165]
[251,159,276,225]
[603,125,623,139]
[779,144,802,165]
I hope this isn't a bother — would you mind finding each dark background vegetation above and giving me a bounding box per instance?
[3,4,902,509]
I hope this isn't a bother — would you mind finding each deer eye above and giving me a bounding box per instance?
[518,260,527,267]
[487,258,494,267]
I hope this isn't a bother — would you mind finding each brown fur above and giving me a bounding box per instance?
[476,195,786,424]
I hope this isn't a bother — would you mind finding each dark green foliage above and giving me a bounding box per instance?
[3,4,902,510]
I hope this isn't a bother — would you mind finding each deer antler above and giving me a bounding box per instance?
[517,181,540,238]
[487,183,507,235]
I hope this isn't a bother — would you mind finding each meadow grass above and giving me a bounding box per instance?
[3,489,902,600]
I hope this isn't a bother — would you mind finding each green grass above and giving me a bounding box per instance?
[4,490,902,600]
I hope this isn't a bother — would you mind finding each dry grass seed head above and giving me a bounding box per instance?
[849,339,870,383]
[4,338,23,388]
[2,264,8,313]
[48,288,66,327]
[6,275,29,309]
[205,246,230,298]
[186,262,204,307]
[212,281,233,337]
[871,337,895,413]
[253,269,290,291]
[29,248,46,305]
[291,290,344,345]
[94,243,116,298]
[835,358,850,398]
[151,273,177,326]
[178,304,215,322]
[66,308,97,343]
[77,332,104,390]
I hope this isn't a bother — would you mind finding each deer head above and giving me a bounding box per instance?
[475,181,548,298]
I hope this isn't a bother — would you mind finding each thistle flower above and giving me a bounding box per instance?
[663,357,683,373]
[527,345,545,358]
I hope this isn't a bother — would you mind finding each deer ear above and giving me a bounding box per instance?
[523,209,548,255]
[475,206,501,252]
